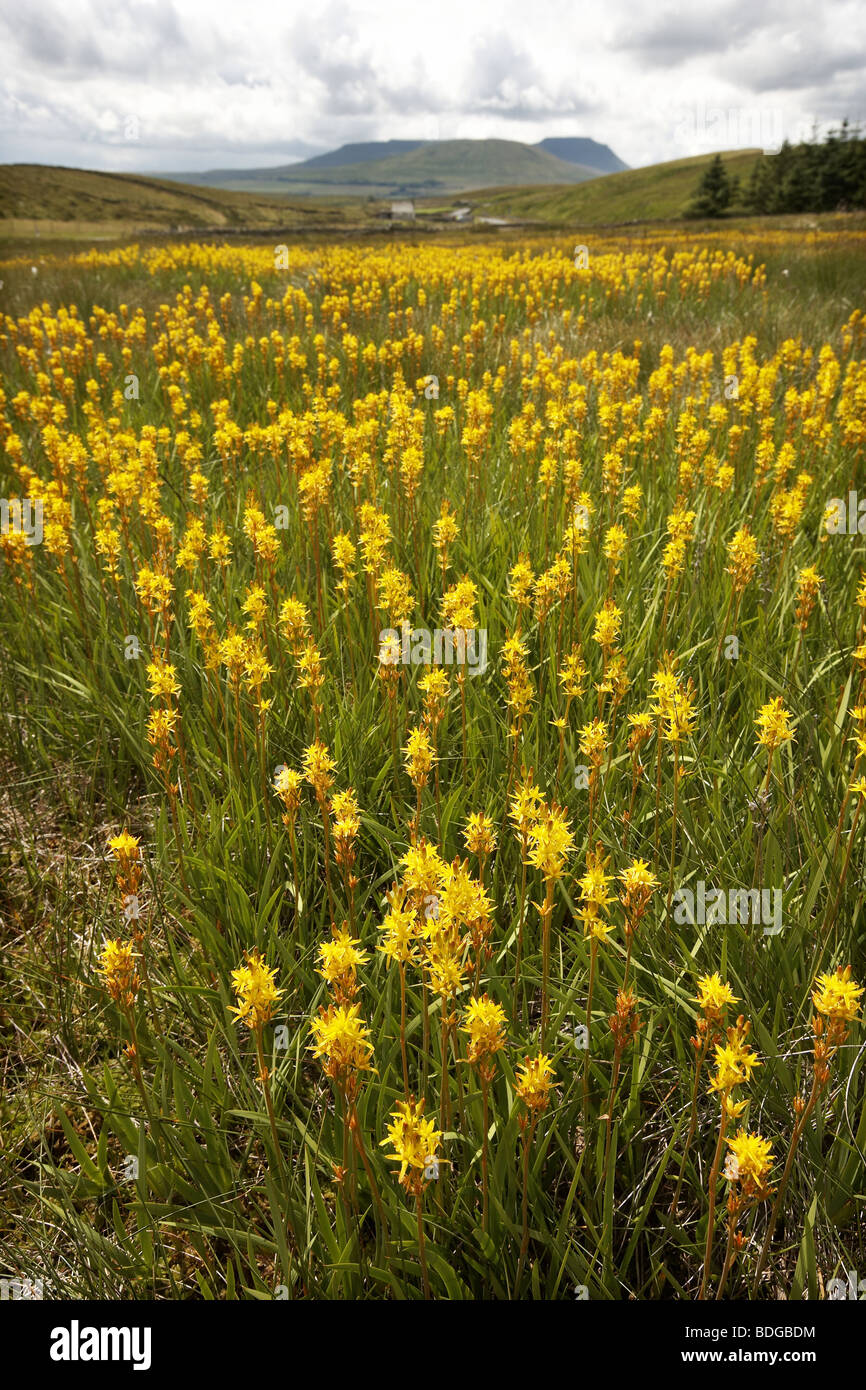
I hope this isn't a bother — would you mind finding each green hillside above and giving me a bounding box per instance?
[0,165,378,237]
[466,150,764,224]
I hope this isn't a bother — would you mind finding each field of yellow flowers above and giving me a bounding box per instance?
[1,225,864,1301]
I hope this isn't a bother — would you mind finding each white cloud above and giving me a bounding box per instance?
[0,0,862,171]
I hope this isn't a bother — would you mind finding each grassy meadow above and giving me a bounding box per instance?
[0,222,865,1301]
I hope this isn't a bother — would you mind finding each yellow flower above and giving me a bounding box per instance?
[627,711,654,748]
[404,726,435,787]
[146,658,181,702]
[463,993,507,1063]
[279,596,311,651]
[317,924,368,997]
[378,890,419,966]
[98,939,141,1007]
[433,500,459,553]
[724,1129,774,1187]
[578,718,607,766]
[464,812,496,857]
[515,1054,555,1113]
[309,1002,375,1079]
[302,740,336,799]
[296,643,325,696]
[592,599,622,650]
[755,697,795,750]
[425,937,466,999]
[812,966,863,1023]
[229,950,282,1030]
[577,847,614,935]
[526,806,574,881]
[441,576,478,630]
[559,645,588,699]
[401,840,448,898]
[709,1021,761,1095]
[378,567,414,624]
[274,766,303,815]
[507,556,535,606]
[381,1098,441,1184]
[619,859,659,925]
[725,526,759,592]
[696,972,739,1018]
[509,776,544,839]
[794,566,822,628]
[603,524,627,571]
[664,680,698,743]
[108,831,140,867]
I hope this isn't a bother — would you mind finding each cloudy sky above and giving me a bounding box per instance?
[1,0,864,172]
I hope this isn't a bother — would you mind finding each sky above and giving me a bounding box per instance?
[1,0,864,173]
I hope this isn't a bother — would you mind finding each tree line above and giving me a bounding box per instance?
[686,122,866,218]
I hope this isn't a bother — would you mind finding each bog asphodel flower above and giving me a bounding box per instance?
[592,598,622,652]
[401,839,448,900]
[578,717,607,767]
[577,846,615,939]
[794,566,822,630]
[108,831,142,902]
[463,993,507,1068]
[619,859,659,921]
[725,526,759,592]
[696,972,739,1021]
[309,1002,375,1084]
[404,725,434,788]
[377,888,419,967]
[756,966,862,1288]
[724,1129,774,1190]
[229,950,282,1030]
[108,830,140,865]
[317,924,368,1001]
[509,775,544,840]
[464,811,496,858]
[274,765,303,818]
[98,939,141,1007]
[330,789,360,869]
[755,697,795,751]
[812,965,863,1023]
[302,740,336,799]
[526,805,574,881]
[381,1098,442,1190]
[709,1018,761,1110]
[515,1054,555,1113]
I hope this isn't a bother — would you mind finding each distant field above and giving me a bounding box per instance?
[3,152,861,250]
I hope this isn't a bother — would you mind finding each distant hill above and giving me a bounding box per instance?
[468,150,763,225]
[535,138,628,174]
[166,137,624,196]
[300,140,425,169]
